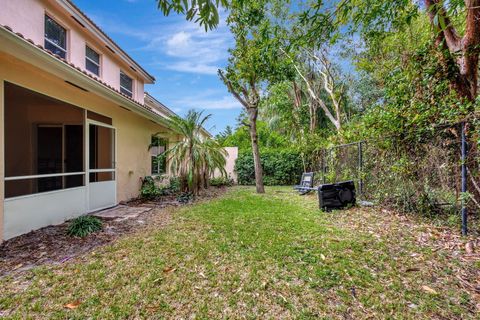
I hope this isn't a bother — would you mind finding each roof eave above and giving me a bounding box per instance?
[57,0,156,83]
[0,26,171,130]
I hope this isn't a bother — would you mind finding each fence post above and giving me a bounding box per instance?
[358,141,363,199]
[321,149,326,184]
[461,122,468,236]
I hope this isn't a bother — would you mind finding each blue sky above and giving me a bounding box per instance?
[75,0,240,135]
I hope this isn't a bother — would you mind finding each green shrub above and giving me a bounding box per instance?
[67,215,102,237]
[165,176,181,193]
[141,176,182,199]
[140,176,160,199]
[209,176,234,187]
[157,176,181,196]
[235,149,304,186]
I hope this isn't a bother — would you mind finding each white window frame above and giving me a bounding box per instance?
[44,14,67,58]
[120,71,134,98]
[85,45,101,76]
[150,137,167,176]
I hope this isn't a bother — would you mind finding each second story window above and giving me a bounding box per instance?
[120,71,133,97]
[85,46,100,76]
[45,15,67,59]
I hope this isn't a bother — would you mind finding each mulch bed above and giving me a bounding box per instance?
[0,187,228,278]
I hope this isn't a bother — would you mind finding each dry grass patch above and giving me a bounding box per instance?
[0,186,478,319]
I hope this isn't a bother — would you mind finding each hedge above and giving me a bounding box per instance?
[235,149,304,186]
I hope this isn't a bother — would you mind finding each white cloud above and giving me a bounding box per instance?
[173,91,242,110]
[166,31,191,50]
[143,14,232,75]
[89,9,232,76]
[164,62,219,75]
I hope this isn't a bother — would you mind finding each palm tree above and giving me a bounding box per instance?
[155,110,227,195]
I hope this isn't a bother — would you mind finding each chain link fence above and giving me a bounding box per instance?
[306,122,479,234]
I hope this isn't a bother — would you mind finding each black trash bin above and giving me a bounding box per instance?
[318,181,356,211]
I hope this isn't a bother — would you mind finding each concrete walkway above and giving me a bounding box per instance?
[92,205,153,222]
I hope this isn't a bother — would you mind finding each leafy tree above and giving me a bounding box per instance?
[260,81,308,140]
[156,0,228,30]
[221,121,289,151]
[215,125,233,145]
[283,47,348,131]
[159,110,227,195]
[301,0,480,104]
[219,0,291,193]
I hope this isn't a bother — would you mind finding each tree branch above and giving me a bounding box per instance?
[241,120,251,128]
[281,48,340,130]
[463,0,480,85]
[425,0,480,99]
[425,0,461,52]
[307,49,342,129]
[218,70,250,109]
[292,81,303,110]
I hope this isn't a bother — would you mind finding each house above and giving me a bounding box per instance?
[0,0,184,241]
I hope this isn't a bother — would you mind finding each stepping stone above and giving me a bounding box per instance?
[91,205,152,220]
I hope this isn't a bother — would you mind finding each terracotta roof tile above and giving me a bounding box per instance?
[64,0,155,82]
[1,24,156,115]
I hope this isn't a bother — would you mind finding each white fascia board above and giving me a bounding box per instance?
[0,27,173,130]
[56,0,155,84]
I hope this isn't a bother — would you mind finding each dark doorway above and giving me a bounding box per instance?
[37,126,63,192]
[65,125,84,187]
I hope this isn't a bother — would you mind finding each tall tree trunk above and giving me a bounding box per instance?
[203,166,210,189]
[247,106,265,193]
[189,145,198,195]
[218,71,265,193]
[425,0,480,103]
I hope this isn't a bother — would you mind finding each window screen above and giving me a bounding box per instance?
[4,82,84,198]
[151,136,167,175]
[45,15,67,59]
[86,45,100,76]
[120,71,133,97]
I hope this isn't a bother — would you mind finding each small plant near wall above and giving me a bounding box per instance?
[140,176,160,199]
[167,176,180,193]
[140,176,182,199]
[158,176,181,195]
[67,215,102,237]
[209,176,234,187]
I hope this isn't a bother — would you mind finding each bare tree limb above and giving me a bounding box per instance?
[306,49,342,129]
[241,120,251,128]
[218,70,250,108]
[281,47,340,130]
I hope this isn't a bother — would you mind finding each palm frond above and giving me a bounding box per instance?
[163,109,227,194]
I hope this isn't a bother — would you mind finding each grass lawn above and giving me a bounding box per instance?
[0,186,478,319]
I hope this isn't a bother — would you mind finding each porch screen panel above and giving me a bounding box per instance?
[89,124,115,182]
[4,82,85,198]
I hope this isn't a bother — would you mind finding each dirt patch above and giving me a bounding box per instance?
[330,206,480,305]
[0,187,228,278]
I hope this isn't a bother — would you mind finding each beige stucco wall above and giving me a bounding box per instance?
[214,147,238,182]
[0,0,145,103]
[0,52,175,240]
